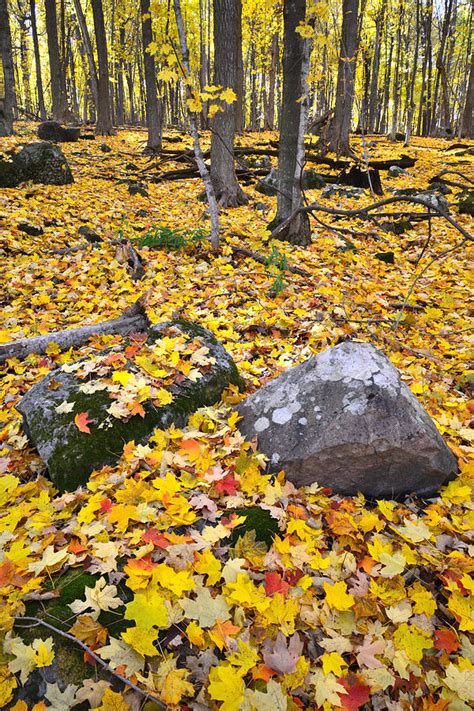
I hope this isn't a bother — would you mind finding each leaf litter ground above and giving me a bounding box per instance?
[0,126,473,710]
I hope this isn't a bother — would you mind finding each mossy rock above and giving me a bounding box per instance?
[17,319,243,491]
[229,506,281,547]
[13,568,132,700]
[0,142,73,188]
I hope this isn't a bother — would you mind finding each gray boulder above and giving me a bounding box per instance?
[17,320,242,492]
[237,342,457,498]
[0,142,73,188]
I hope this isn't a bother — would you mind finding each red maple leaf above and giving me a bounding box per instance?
[215,475,239,496]
[74,412,93,433]
[339,676,371,711]
[265,571,290,597]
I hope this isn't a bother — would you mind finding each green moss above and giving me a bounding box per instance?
[229,506,280,547]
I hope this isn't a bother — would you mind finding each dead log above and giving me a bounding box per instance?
[0,298,150,364]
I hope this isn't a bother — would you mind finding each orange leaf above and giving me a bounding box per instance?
[74,412,92,433]
[434,629,460,653]
[251,664,276,682]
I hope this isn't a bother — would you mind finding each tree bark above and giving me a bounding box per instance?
[30,0,46,119]
[140,0,162,151]
[367,0,385,133]
[273,0,311,246]
[389,3,403,141]
[210,0,247,206]
[0,0,15,136]
[173,0,220,250]
[235,0,245,133]
[72,0,99,113]
[323,0,360,155]
[460,51,473,138]
[91,0,114,134]
[45,0,68,120]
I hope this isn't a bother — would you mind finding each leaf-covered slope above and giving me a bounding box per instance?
[0,126,472,709]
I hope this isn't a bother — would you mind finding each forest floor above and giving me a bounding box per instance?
[0,124,473,710]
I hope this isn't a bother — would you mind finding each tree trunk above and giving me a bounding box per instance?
[173,0,220,250]
[72,0,99,116]
[116,24,125,125]
[91,0,114,134]
[45,0,68,120]
[404,0,420,145]
[0,0,15,136]
[235,0,245,133]
[199,0,209,128]
[323,0,360,155]
[272,0,311,246]
[389,2,403,141]
[368,0,385,133]
[210,0,247,206]
[30,0,46,119]
[140,0,162,151]
[461,51,474,137]
[18,14,32,113]
[266,30,278,130]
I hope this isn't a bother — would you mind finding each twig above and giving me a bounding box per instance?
[393,238,470,332]
[229,244,311,277]
[13,616,167,709]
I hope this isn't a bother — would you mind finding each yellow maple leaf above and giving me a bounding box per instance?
[193,548,222,585]
[219,87,237,104]
[208,662,245,711]
[186,621,205,647]
[153,563,195,596]
[121,626,158,657]
[295,22,314,38]
[125,589,169,629]
[32,637,55,668]
[320,651,348,676]
[187,93,203,113]
[393,622,432,662]
[161,668,194,705]
[323,581,355,611]
[0,666,17,708]
[155,388,173,406]
[92,687,130,711]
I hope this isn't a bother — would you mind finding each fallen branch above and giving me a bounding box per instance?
[14,616,166,709]
[229,244,311,277]
[0,297,150,364]
[269,195,473,243]
[393,237,470,331]
[428,169,473,191]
